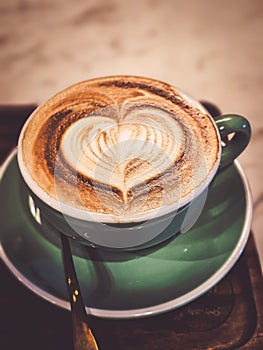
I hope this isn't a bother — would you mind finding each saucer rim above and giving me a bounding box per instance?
[0,150,253,319]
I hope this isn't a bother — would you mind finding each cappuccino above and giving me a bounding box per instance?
[18,76,220,222]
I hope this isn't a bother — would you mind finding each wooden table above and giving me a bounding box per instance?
[1,105,263,350]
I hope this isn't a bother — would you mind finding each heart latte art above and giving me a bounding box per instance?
[19,76,220,222]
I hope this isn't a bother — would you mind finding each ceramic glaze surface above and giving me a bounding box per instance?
[0,154,251,318]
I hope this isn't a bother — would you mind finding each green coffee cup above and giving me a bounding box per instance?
[17,76,251,250]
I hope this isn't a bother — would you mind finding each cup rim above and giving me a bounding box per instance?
[17,77,221,224]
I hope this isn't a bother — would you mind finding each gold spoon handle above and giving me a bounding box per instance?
[60,233,99,350]
[73,318,99,350]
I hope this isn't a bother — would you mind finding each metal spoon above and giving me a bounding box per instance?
[60,233,99,350]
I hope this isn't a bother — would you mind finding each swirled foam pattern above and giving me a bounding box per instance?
[20,76,220,221]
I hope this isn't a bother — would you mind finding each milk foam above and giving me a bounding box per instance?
[60,106,182,195]
[18,76,220,222]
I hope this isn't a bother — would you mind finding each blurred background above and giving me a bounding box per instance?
[1,0,263,270]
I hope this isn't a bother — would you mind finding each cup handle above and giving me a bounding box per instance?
[213,114,251,169]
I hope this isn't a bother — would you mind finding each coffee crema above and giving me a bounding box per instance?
[18,76,220,222]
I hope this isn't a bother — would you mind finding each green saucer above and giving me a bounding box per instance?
[0,151,252,319]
